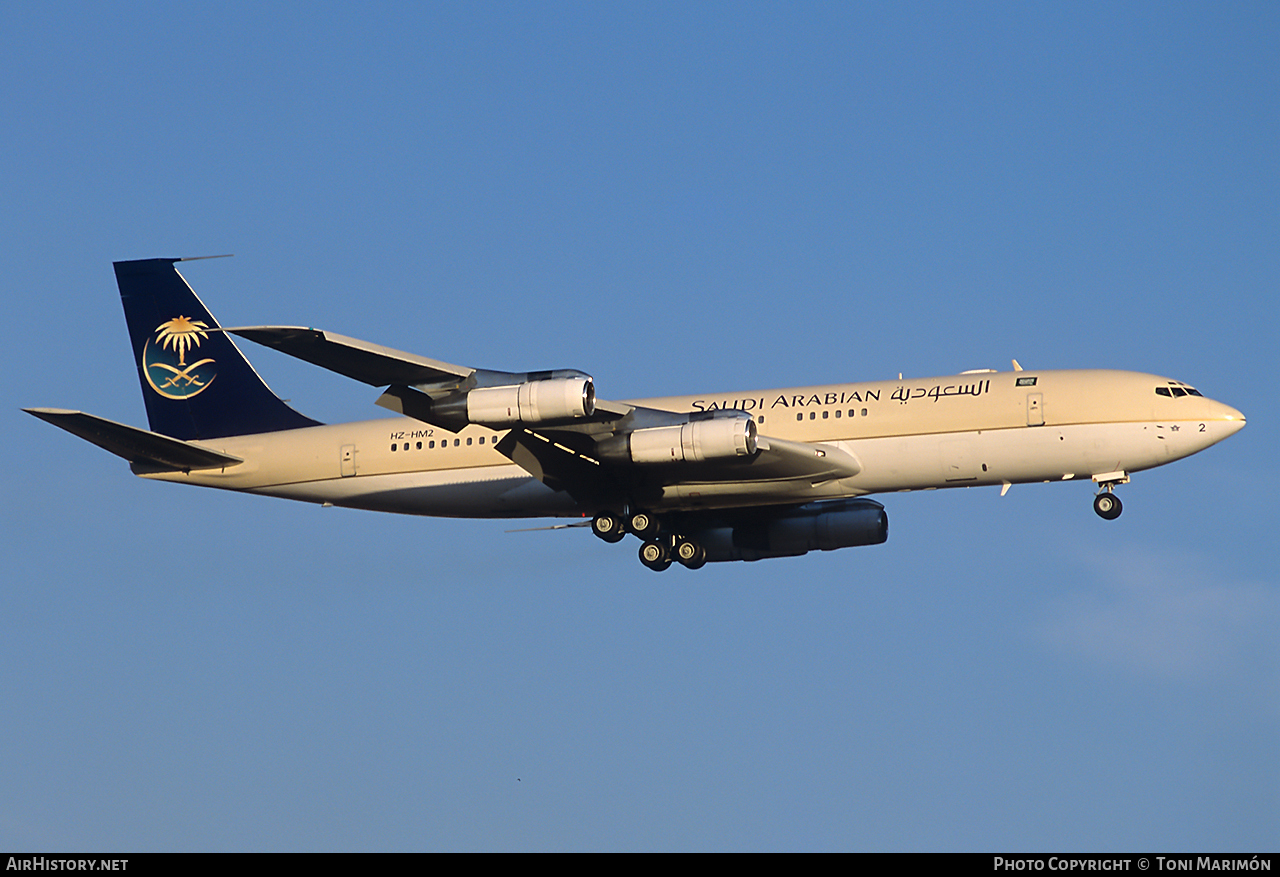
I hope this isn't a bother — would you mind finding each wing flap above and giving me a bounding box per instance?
[25,409,243,471]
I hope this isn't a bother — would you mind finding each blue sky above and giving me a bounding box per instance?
[2,2,1275,851]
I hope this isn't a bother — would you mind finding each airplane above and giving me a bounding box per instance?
[27,257,1247,571]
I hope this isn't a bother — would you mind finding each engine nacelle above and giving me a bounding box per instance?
[627,415,758,464]
[695,499,888,562]
[465,377,595,425]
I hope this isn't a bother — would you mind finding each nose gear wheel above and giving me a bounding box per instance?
[1093,492,1123,520]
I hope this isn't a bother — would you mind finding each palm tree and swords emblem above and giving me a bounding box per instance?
[142,316,218,399]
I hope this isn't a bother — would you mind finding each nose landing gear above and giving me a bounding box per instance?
[1093,491,1123,520]
[1091,472,1128,521]
[1090,471,1131,519]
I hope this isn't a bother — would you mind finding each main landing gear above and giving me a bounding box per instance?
[638,535,707,571]
[638,538,671,572]
[591,510,707,571]
[590,512,627,543]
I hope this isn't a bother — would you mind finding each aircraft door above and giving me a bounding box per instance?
[340,444,357,477]
[1026,393,1044,426]
[940,438,980,482]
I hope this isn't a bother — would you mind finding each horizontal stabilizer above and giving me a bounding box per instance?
[24,409,242,471]
[227,326,473,387]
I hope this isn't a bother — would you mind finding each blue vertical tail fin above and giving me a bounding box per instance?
[115,257,321,440]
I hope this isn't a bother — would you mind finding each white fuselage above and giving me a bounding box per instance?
[139,368,1245,518]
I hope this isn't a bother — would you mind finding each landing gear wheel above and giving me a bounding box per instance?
[1093,492,1123,520]
[591,513,626,543]
[639,539,671,571]
[628,511,660,539]
[674,538,707,570]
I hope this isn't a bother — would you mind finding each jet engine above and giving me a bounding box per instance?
[625,414,758,464]
[464,376,596,425]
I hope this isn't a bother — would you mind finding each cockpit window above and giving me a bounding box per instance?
[1156,381,1203,398]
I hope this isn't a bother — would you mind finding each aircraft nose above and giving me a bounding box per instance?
[1210,399,1246,436]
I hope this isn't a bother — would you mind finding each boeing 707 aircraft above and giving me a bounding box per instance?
[27,257,1246,570]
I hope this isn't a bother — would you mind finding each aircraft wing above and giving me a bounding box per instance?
[226,326,474,387]
[230,325,634,421]
[231,325,857,500]
[23,409,242,472]
[491,424,860,505]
